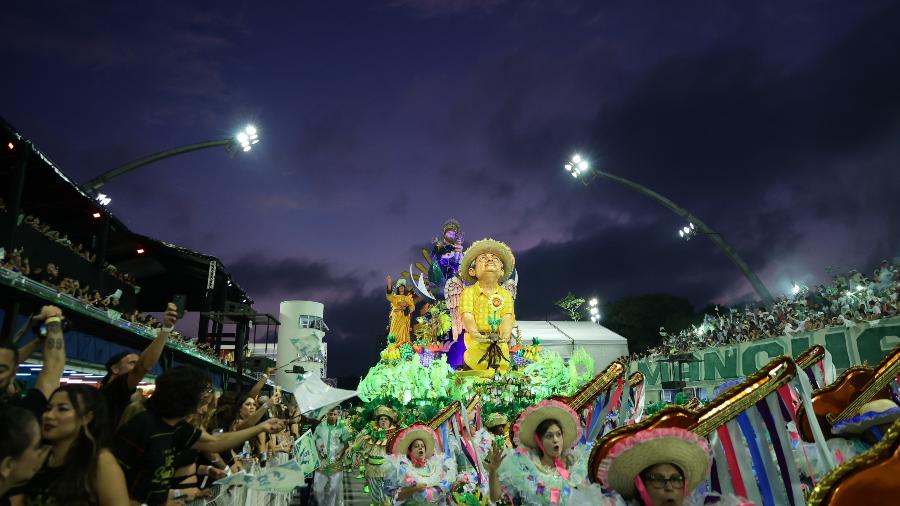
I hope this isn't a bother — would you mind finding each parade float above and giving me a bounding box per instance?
[354,220,603,428]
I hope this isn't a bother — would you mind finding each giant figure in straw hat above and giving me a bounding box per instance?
[458,238,516,373]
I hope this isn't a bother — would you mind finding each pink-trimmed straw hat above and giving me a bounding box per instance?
[512,400,582,451]
[391,423,440,458]
[597,427,712,500]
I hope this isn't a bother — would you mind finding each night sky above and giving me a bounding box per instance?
[2,1,899,378]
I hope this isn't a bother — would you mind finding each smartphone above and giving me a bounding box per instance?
[172,294,187,319]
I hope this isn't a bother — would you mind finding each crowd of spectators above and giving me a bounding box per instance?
[0,246,231,367]
[643,260,900,359]
[0,303,306,506]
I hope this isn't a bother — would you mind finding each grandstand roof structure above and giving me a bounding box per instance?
[0,116,253,311]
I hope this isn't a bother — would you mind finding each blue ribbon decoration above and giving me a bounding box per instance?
[755,399,796,506]
[441,422,451,459]
[736,412,776,506]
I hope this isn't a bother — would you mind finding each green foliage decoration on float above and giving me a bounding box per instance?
[523,350,568,399]
[566,347,595,395]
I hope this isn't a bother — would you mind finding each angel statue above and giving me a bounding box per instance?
[386,276,415,346]
[430,219,464,283]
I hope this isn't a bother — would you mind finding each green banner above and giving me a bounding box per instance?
[634,316,900,387]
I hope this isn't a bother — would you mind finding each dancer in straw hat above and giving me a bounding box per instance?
[352,405,399,505]
[484,400,603,505]
[596,427,753,506]
[385,423,458,505]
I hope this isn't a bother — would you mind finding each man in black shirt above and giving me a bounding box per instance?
[0,305,66,420]
[114,366,284,506]
[100,302,178,427]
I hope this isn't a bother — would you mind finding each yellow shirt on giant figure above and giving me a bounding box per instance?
[459,239,516,374]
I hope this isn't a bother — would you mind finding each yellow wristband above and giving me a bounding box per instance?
[45,316,62,325]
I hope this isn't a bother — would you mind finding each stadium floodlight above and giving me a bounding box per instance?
[84,123,263,192]
[791,284,801,295]
[236,125,259,152]
[589,298,598,307]
[565,154,591,179]
[560,148,775,304]
[96,193,112,206]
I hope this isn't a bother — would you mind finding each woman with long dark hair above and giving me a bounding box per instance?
[10,385,129,505]
[0,406,47,503]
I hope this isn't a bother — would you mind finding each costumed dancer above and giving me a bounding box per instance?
[353,406,399,506]
[484,400,603,505]
[596,427,754,506]
[387,276,416,346]
[475,413,512,456]
[313,406,352,506]
[385,423,458,505]
[801,399,900,476]
[459,239,516,373]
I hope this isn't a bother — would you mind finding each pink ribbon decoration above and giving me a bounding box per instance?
[409,453,427,468]
[717,425,749,500]
[635,475,655,506]
[454,411,485,484]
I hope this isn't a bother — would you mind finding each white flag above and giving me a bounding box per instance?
[292,375,357,416]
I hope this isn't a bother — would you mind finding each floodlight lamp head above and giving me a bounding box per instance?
[589,298,598,307]
[572,154,581,164]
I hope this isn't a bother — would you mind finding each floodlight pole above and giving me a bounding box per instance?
[580,169,774,305]
[83,138,234,192]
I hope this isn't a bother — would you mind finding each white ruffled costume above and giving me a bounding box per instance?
[384,454,458,505]
[496,443,605,505]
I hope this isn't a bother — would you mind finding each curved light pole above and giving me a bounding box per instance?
[565,154,774,304]
[83,125,260,192]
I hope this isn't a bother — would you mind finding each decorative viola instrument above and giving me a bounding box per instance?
[588,356,797,482]
[550,360,625,411]
[429,400,463,429]
[465,395,481,415]
[795,344,825,370]
[628,371,644,389]
[796,344,900,442]
[807,417,900,505]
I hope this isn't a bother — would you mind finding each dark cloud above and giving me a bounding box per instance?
[229,256,364,299]
[389,0,508,17]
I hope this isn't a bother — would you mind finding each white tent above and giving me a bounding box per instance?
[515,320,629,373]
